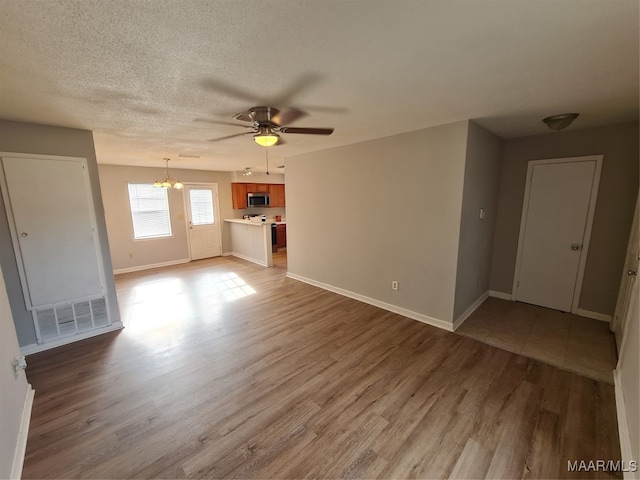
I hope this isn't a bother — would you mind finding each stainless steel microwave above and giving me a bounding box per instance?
[247,192,270,207]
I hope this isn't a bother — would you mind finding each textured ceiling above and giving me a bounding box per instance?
[0,0,638,173]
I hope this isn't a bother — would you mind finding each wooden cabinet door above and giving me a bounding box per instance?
[231,183,247,209]
[269,184,286,207]
[254,183,269,193]
[276,224,287,248]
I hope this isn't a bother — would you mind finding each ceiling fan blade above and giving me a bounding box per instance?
[279,127,334,135]
[233,111,254,123]
[199,78,262,103]
[194,118,252,128]
[297,104,350,114]
[272,73,322,106]
[272,107,307,126]
[207,132,254,142]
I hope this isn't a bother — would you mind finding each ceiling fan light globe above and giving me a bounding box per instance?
[161,180,172,188]
[173,181,184,189]
[153,180,162,188]
[254,133,279,147]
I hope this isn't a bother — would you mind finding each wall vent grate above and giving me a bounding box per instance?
[33,296,110,342]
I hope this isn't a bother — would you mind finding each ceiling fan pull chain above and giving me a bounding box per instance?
[265,149,270,175]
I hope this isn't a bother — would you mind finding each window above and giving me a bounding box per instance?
[127,184,172,239]
[189,189,214,225]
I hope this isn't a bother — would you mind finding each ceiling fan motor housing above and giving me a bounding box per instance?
[234,106,280,127]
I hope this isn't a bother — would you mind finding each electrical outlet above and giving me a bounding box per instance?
[479,208,486,219]
[392,280,399,291]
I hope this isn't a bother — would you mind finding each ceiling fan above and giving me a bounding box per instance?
[205,106,334,147]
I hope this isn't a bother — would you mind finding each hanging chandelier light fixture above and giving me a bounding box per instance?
[153,158,183,189]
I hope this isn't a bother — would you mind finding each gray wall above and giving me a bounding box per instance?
[0,120,120,347]
[453,122,502,320]
[286,121,469,324]
[0,262,31,479]
[490,122,639,315]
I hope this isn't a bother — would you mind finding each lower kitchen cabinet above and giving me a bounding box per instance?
[276,224,287,249]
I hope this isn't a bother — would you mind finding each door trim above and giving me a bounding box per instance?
[612,193,638,348]
[181,182,223,261]
[512,155,603,313]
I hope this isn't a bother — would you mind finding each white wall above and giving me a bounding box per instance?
[286,121,469,325]
[0,263,32,480]
[453,122,502,320]
[230,171,285,184]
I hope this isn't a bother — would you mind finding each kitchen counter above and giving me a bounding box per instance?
[224,219,273,267]
[225,218,286,225]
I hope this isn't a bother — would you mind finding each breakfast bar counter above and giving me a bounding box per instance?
[224,219,273,267]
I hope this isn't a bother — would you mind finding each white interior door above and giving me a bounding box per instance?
[185,184,221,260]
[514,157,601,312]
[0,155,104,308]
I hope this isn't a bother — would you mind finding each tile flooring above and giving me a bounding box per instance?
[456,296,618,383]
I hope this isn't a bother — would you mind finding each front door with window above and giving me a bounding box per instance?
[184,184,222,260]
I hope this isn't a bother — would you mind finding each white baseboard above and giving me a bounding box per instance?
[10,385,34,480]
[20,322,124,356]
[453,291,489,331]
[576,308,612,323]
[613,368,635,478]
[228,252,269,267]
[489,290,513,301]
[113,258,190,275]
[286,273,454,332]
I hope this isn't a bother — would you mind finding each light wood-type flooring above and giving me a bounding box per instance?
[22,253,621,479]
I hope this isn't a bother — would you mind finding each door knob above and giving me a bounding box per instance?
[21,232,28,237]
[570,244,581,251]
[628,270,638,276]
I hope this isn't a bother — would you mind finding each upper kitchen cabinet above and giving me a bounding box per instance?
[269,184,286,208]
[231,182,286,209]
[232,183,248,209]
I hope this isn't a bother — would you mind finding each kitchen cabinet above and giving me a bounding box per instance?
[269,183,286,207]
[276,224,287,249]
[231,183,248,209]
[231,182,286,209]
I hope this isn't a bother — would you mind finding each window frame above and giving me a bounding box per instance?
[127,183,173,240]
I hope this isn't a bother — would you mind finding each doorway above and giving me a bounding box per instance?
[183,184,222,260]
[513,155,602,313]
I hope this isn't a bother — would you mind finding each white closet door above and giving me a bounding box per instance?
[515,159,598,312]
[1,155,104,308]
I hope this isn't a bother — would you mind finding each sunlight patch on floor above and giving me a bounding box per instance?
[212,272,256,301]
